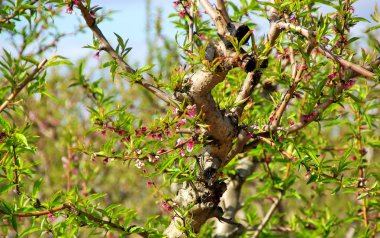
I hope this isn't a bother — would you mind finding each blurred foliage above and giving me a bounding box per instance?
[0,0,379,237]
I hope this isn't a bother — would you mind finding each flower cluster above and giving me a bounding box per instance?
[173,0,191,18]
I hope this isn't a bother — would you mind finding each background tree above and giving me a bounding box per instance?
[0,0,379,237]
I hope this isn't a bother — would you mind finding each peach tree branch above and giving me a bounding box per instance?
[75,2,179,108]
[8,202,147,237]
[0,59,47,113]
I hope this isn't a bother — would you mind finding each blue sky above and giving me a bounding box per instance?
[51,0,380,66]
[2,1,379,66]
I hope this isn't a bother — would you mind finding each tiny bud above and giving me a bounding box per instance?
[47,213,55,222]
[186,139,194,152]
[135,159,145,169]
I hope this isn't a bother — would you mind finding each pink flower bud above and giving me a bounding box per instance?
[186,104,197,118]
[186,139,194,152]
[161,202,173,213]
[176,118,187,127]
[180,148,185,157]
[47,213,55,222]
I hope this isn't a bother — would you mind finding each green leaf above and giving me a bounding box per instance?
[345,92,362,104]
[19,227,39,238]
[138,64,155,73]
[32,178,42,197]
[366,25,380,33]
[307,174,318,184]
[46,56,73,67]
[15,133,28,147]
[0,115,11,130]
[87,193,107,203]
[0,184,17,194]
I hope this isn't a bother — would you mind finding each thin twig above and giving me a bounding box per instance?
[317,45,375,79]
[9,202,147,237]
[273,21,376,79]
[0,58,48,113]
[75,3,179,108]
[11,145,21,195]
[287,85,343,134]
[0,0,39,24]
[270,59,306,127]
[231,71,261,117]
[257,136,295,160]
[252,193,283,238]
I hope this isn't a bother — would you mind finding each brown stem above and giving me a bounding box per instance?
[216,0,231,24]
[11,145,20,195]
[0,0,39,24]
[252,193,283,238]
[257,136,295,160]
[0,59,48,113]
[287,85,343,134]
[270,59,306,127]
[317,45,375,79]
[200,0,228,35]
[75,2,179,108]
[11,202,147,237]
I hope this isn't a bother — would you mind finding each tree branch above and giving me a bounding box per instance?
[317,45,376,79]
[214,157,256,237]
[0,58,47,113]
[10,202,147,237]
[200,0,228,35]
[216,0,231,24]
[75,2,179,108]
[252,192,283,238]
[257,136,295,160]
[273,21,376,79]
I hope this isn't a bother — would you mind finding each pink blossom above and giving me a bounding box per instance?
[180,148,185,157]
[179,9,186,18]
[156,133,163,141]
[94,51,100,60]
[135,159,145,169]
[47,213,55,222]
[141,126,148,133]
[186,104,197,118]
[176,118,187,127]
[161,202,173,213]
[343,79,355,89]
[176,138,183,147]
[135,129,142,135]
[328,72,337,80]
[186,139,194,152]
[277,48,290,60]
